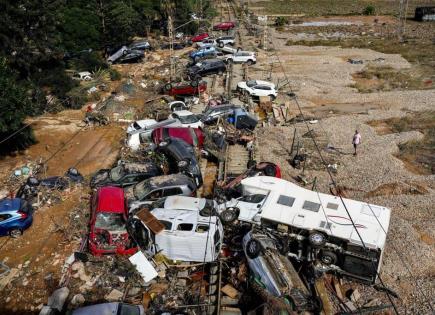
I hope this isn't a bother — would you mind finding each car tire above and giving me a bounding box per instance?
[320,250,337,265]
[246,238,263,259]
[164,83,172,91]
[247,160,257,169]
[9,229,23,238]
[246,60,254,66]
[217,69,224,75]
[308,231,327,248]
[190,80,199,87]
[159,140,170,147]
[220,207,239,224]
[264,165,276,176]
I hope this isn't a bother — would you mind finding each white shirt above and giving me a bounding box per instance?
[353,133,361,145]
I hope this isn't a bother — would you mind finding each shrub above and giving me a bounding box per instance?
[363,5,376,16]
[109,68,122,81]
[275,16,289,27]
[66,87,88,109]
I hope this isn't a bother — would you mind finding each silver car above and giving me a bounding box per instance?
[72,303,144,315]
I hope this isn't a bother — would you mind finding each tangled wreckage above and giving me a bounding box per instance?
[0,3,399,315]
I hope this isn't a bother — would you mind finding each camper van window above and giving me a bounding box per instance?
[196,224,210,233]
[302,201,321,212]
[160,220,173,230]
[277,195,296,207]
[326,202,339,210]
[177,223,194,231]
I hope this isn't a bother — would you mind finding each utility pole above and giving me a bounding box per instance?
[398,0,409,42]
[168,15,175,80]
[262,15,268,50]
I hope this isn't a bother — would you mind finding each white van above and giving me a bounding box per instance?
[222,176,391,283]
[128,207,223,262]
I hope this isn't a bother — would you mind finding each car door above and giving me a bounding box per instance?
[0,213,13,235]
[236,194,267,221]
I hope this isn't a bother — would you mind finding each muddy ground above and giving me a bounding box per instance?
[0,1,434,314]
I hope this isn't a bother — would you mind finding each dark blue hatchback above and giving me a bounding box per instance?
[0,198,34,237]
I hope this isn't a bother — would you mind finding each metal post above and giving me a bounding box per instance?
[168,16,175,80]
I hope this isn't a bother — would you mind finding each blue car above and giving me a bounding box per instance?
[0,198,34,237]
[190,45,217,61]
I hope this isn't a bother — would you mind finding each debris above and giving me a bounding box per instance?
[129,251,158,283]
[349,288,361,303]
[70,294,85,306]
[348,58,363,64]
[47,287,69,312]
[0,268,19,291]
[221,284,239,299]
[105,289,124,302]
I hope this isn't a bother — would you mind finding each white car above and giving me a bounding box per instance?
[169,110,203,128]
[218,194,267,223]
[237,79,277,99]
[197,39,217,48]
[129,206,223,262]
[225,51,256,65]
[216,36,235,47]
[126,119,181,150]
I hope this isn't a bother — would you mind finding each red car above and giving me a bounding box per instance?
[152,127,205,148]
[88,186,137,256]
[213,22,236,31]
[190,33,209,42]
[164,80,207,96]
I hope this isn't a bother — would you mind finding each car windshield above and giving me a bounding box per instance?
[117,303,140,315]
[240,194,266,203]
[133,122,142,130]
[246,80,257,87]
[133,181,152,200]
[95,212,125,230]
[176,114,199,124]
[110,166,125,181]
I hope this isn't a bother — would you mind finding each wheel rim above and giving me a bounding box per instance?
[322,256,332,264]
[310,233,324,245]
[222,209,236,222]
[10,229,21,238]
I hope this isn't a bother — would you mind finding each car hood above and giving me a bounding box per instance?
[237,82,248,90]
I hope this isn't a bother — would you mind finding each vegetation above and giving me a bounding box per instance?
[254,0,433,16]
[0,0,213,154]
[362,5,376,16]
[369,111,435,174]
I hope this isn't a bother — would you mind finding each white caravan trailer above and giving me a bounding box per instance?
[237,176,391,283]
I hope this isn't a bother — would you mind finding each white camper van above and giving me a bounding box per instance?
[225,176,391,283]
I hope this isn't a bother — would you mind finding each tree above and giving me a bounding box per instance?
[0,59,36,154]
[106,1,141,47]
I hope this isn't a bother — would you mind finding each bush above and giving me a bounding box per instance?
[109,68,122,81]
[363,5,376,16]
[66,87,88,109]
[68,51,108,72]
[275,16,289,27]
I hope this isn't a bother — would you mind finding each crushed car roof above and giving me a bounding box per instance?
[97,186,125,213]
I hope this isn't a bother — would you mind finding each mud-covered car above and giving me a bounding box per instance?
[156,138,203,187]
[88,187,137,256]
[90,162,162,188]
[243,232,318,313]
[125,174,196,207]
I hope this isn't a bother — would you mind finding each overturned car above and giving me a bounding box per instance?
[223,176,391,283]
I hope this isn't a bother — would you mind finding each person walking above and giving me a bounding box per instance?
[352,130,361,155]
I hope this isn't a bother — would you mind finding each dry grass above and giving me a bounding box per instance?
[369,111,435,174]
[255,0,434,16]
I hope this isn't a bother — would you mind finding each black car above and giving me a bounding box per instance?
[156,138,203,188]
[128,40,152,51]
[188,59,226,79]
[90,162,162,188]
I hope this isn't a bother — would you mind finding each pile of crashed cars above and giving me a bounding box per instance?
[34,22,394,315]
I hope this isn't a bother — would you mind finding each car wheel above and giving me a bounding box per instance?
[218,42,224,48]
[308,231,327,248]
[247,160,257,169]
[9,229,23,238]
[217,69,223,75]
[264,165,276,176]
[246,238,263,259]
[320,250,337,265]
[177,159,189,168]
[164,83,172,91]
[246,60,254,66]
[190,80,199,88]
[159,140,169,147]
[220,207,239,224]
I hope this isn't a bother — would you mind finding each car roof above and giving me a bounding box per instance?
[164,196,206,211]
[0,198,22,213]
[123,162,159,174]
[72,302,121,315]
[152,207,219,225]
[147,174,193,188]
[97,187,125,213]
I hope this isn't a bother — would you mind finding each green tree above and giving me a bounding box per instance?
[0,59,36,154]
[106,1,141,46]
